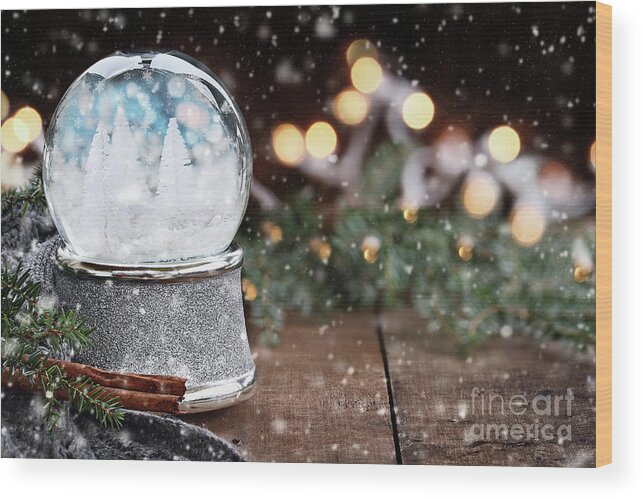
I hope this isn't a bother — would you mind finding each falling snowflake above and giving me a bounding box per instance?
[271,418,287,434]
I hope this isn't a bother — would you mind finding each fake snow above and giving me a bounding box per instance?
[43,52,251,265]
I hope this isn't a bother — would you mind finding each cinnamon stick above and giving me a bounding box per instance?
[39,358,187,397]
[2,371,183,415]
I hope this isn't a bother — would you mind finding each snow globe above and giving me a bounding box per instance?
[44,51,256,412]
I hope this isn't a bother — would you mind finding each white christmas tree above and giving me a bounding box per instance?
[157,117,192,229]
[48,144,84,250]
[109,106,146,191]
[81,122,110,253]
[105,106,148,253]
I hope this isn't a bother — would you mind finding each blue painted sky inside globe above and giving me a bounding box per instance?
[50,68,224,167]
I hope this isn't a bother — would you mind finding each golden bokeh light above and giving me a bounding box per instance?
[305,121,337,158]
[574,265,592,283]
[272,124,306,165]
[457,237,474,262]
[346,39,378,66]
[590,141,596,171]
[462,173,500,219]
[309,237,332,262]
[402,206,418,224]
[318,241,332,262]
[350,57,383,94]
[361,235,381,264]
[458,246,473,261]
[1,92,9,120]
[261,221,283,243]
[333,89,368,126]
[363,248,378,264]
[241,278,258,302]
[270,226,283,243]
[14,107,43,142]
[571,238,593,283]
[1,118,30,153]
[488,125,521,163]
[402,92,435,130]
[510,205,546,247]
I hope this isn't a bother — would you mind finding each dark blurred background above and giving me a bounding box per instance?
[1,3,596,194]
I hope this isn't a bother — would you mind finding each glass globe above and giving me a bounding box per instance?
[43,51,252,265]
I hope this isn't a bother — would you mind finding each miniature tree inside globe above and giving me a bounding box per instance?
[43,51,252,265]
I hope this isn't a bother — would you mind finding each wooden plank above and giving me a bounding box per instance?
[595,1,612,467]
[182,313,396,464]
[381,310,596,467]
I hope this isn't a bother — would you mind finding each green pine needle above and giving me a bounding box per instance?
[238,145,595,353]
[1,265,125,431]
[1,165,46,215]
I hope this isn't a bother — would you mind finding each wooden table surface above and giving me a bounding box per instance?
[183,309,596,466]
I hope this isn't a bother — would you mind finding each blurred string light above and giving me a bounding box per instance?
[350,57,383,94]
[261,221,283,244]
[14,107,43,142]
[241,278,258,302]
[510,204,546,246]
[272,123,305,165]
[402,204,419,224]
[572,238,594,283]
[1,92,9,120]
[2,118,30,153]
[346,39,378,66]
[270,225,283,243]
[2,105,43,154]
[574,265,592,283]
[305,121,337,158]
[488,125,521,163]
[402,92,435,130]
[318,241,332,262]
[590,141,596,171]
[309,237,332,262]
[333,89,368,126]
[462,172,500,219]
[361,235,381,264]
[457,236,474,262]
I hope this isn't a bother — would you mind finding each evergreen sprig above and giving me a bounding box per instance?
[239,144,596,352]
[1,265,125,431]
[241,206,595,352]
[1,165,46,215]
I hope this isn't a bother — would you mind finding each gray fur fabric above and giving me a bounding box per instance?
[1,203,244,461]
[2,392,243,461]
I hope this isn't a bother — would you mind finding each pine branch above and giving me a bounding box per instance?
[3,365,184,423]
[1,264,41,317]
[240,175,596,353]
[1,265,127,431]
[1,165,46,215]
[37,361,124,430]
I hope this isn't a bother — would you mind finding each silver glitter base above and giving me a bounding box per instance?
[52,242,256,413]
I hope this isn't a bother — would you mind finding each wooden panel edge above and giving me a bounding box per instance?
[595,1,612,468]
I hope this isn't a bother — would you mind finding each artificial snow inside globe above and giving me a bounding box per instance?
[43,51,251,265]
[45,52,256,413]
